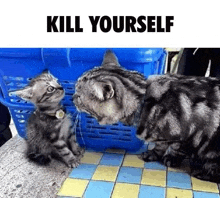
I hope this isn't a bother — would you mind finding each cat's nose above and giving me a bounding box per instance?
[73,94,79,100]
[73,94,82,104]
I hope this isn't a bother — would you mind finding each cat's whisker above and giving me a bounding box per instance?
[89,116,95,133]
[152,140,181,143]
[79,113,86,147]
[72,113,79,133]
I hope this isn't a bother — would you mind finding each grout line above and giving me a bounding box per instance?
[165,165,168,198]
[109,152,126,198]
[80,153,104,198]
[68,151,214,198]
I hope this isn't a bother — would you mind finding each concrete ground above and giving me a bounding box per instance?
[0,135,71,198]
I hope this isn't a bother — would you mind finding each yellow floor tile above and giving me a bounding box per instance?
[92,165,119,182]
[122,154,145,168]
[167,188,193,198]
[57,178,89,197]
[141,169,166,187]
[111,183,139,198]
[191,177,219,193]
[80,151,103,164]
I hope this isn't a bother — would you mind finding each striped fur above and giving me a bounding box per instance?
[74,51,220,182]
[13,71,84,167]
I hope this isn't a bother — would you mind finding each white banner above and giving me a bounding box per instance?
[0,0,219,47]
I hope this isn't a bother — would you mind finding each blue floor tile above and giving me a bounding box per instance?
[117,167,142,184]
[144,162,167,170]
[167,171,191,189]
[84,181,114,198]
[99,153,124,166]
[194,191,220,198]
[69,164,97,179]
[139,185,165,198]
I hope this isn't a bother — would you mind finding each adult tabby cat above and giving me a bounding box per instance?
[12,71,84,168]
[74,50,220,182]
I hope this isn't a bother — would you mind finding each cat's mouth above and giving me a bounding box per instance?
[75,106,101,121]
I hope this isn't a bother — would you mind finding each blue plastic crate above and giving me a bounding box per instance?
[0,48,166,153]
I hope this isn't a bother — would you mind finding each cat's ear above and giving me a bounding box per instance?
[93,82,114,101]
[10,86,33,101]
[42,69,49,74]
[101,50,120,67]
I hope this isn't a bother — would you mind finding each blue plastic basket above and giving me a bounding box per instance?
[0,48,167,153]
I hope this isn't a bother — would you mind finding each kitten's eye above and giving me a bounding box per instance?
[47,86,55,93]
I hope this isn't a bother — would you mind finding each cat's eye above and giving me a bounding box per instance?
[47,86,55,93]
[82,76,88,82]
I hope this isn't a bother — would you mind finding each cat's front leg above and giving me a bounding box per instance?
[53,140,80,168]
[190,156,220,183]
[163,143,186,167]
[140,142,168,162]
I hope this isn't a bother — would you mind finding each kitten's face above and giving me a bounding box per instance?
[12,71,64,106]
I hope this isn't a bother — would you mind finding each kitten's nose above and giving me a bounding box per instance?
[57,87,64,91]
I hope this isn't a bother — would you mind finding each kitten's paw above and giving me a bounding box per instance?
[140,151,159,162]
[72,147,85,158]
[67,158,80,168]
[28,153,51,165]
[77,147,85,156]
[163,154,182,167]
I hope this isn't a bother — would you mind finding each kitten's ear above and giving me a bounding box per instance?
[42,69,52,77]
[93,82,114,101]
[42,69,57,80]
[101,50,120,67]
[10,86,33,101]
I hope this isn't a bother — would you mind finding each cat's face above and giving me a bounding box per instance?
[74,50,146,125]
[12,71,64,106]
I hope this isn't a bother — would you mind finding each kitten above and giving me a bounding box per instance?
[73,50,220,182]
[12,71,84,168]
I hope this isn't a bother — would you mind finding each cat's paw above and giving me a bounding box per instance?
[163,154,182,167]
[139,151,159,162]
[191,169,212,182]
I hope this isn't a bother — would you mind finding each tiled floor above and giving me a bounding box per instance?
[57,150,220,198]
[8,121,220,197]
